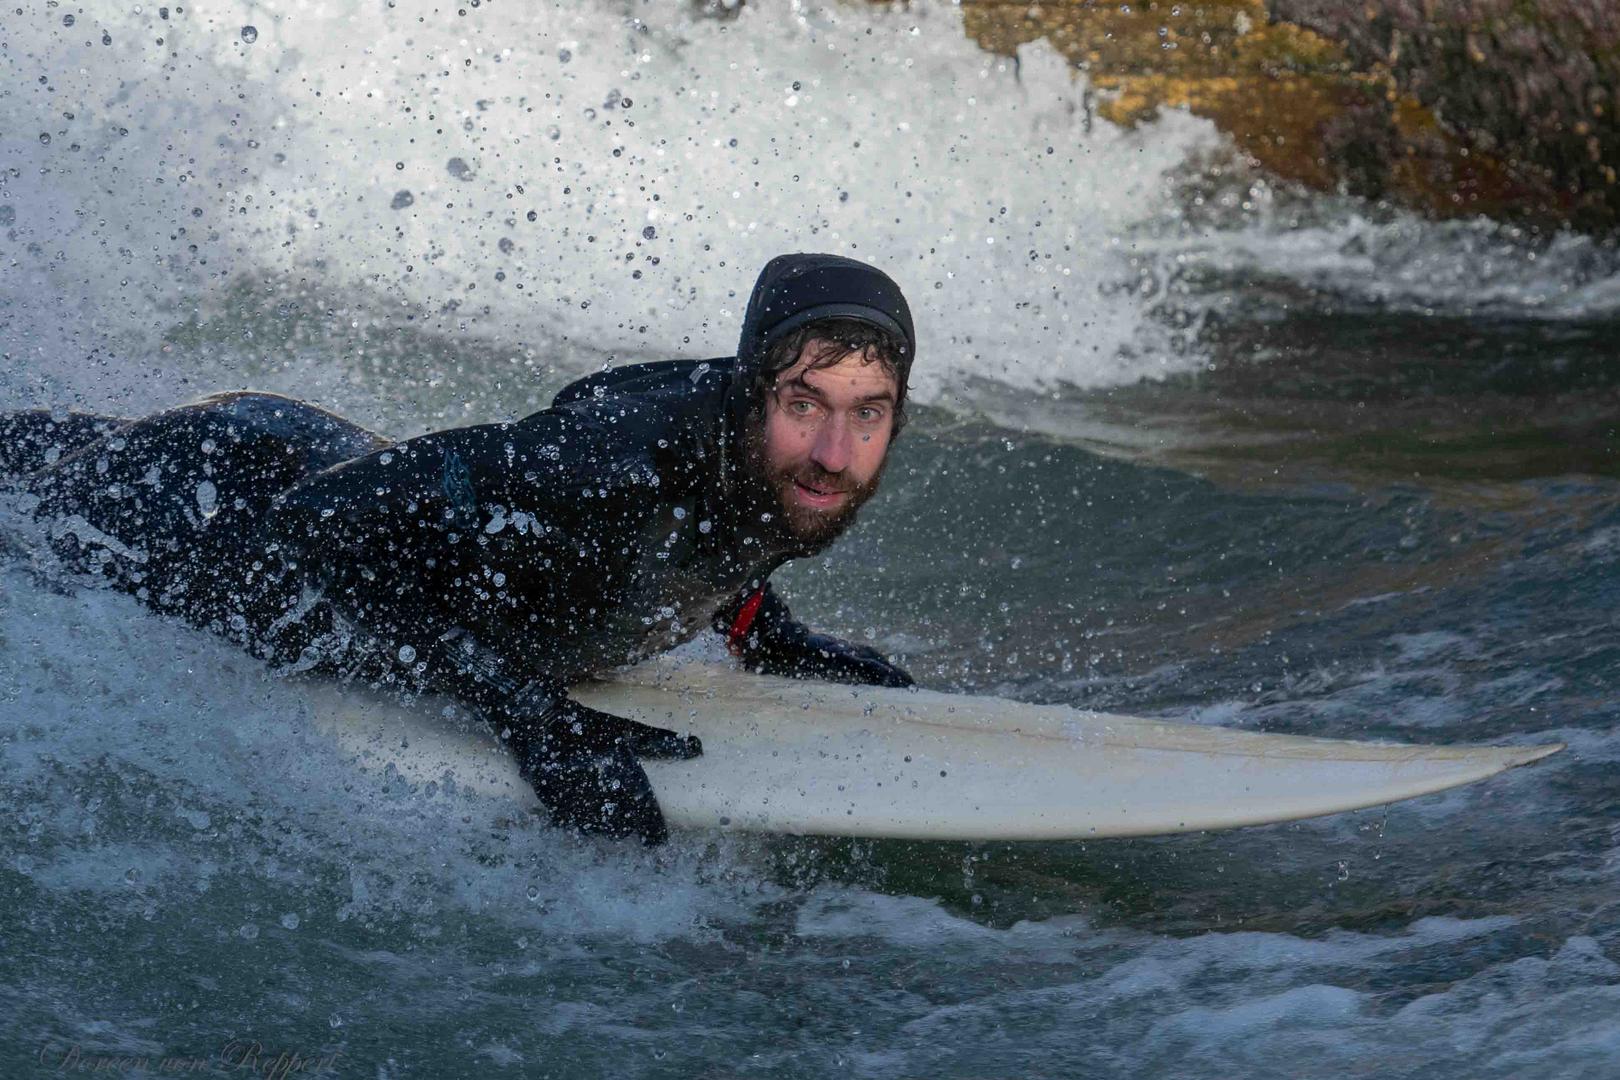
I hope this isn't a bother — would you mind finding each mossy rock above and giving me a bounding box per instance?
[952,0,1617,232]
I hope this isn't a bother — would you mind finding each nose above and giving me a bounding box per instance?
[809,413,851,474]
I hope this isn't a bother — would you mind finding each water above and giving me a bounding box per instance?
[4,1,1620,1077]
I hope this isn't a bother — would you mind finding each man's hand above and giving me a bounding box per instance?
[497,696,702,846]
[721,585,914,690]
[758,632,914,689]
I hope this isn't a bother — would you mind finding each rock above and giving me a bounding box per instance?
[1273,0,1618,232]
[953,0,1618,233]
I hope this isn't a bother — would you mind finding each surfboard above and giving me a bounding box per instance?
[307,656,1563,841]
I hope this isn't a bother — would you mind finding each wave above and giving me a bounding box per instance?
[0,0,1223,417]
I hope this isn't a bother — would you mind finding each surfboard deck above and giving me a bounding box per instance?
[307,657,1563,841]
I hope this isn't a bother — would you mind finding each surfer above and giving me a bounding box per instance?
[1,254,916,845]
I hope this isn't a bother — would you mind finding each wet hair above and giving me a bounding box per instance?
[753,317,910,436]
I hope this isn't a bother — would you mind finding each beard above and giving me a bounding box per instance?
[742,427,886,550]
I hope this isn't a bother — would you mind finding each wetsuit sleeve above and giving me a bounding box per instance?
[255,413,700,845]
[256,432,555,696]
[716,583,914,689]
[256,408,666,690]
[366,628,698,846]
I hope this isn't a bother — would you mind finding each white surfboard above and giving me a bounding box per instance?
[307,657,1563,841]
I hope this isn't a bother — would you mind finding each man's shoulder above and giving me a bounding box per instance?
[551,357,735,411]
[545,357,735,461]
[475,357,735,496]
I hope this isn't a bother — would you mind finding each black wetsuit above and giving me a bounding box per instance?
[1,253,916,844]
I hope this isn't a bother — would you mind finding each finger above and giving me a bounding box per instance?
[879,664,914,688]
[591,745,670,844]
[625,722,703,760]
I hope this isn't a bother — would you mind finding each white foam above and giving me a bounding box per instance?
[1157,207,1620,320]
[1,0,1222,417]
[795,891,1620,1077]
[0,556,771,941]
[800,893,1620,1080]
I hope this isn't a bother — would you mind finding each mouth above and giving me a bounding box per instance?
[790,478,848,509]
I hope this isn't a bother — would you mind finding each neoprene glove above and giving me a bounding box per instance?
[754,632,914,689]
[497,696,702,846]
[723,586,914,689]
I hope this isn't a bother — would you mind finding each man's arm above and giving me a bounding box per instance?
[717,583,913,688]
[255,415,701,844]
[434,633,700,846]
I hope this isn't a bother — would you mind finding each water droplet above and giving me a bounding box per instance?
[280,912,301,930]
[240,25,258,44]
[642,225,656,240]
[195,480,218,518]
[62,14,75,26]
[397,644,416,663]
[38,133,51,146]
[238,922,259,940]
[391,190,415,210]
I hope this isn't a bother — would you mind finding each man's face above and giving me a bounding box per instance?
[750,341,899,546]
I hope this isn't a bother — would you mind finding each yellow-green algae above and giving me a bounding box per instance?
[947,0,1617,231]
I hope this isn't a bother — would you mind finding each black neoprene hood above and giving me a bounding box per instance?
[734,253,916,407]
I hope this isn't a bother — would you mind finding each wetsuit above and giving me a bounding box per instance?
[1,253,916,844]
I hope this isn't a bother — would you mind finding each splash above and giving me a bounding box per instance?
[0,0,1219,417]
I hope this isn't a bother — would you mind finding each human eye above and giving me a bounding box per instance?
[855,405,887,423]
[788,399,818,416]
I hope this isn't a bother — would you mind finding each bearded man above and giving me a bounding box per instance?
[2,253,917,844]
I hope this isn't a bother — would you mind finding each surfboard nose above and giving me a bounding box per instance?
[1504,742,1564,767]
